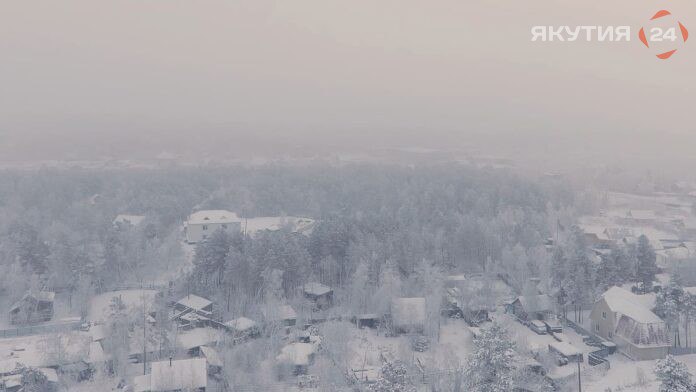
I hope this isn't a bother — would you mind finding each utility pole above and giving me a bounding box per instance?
[577,360,582,392]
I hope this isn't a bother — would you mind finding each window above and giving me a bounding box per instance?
[203,225,208,231]
[595,324,599,332]
[602,311,606,319]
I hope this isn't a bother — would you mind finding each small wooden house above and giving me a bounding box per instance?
[9,291,55,325]
[301,282,334,310]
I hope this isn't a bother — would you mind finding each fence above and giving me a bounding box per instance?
[669,347,696,356]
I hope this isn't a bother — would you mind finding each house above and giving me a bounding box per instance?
[579,225,613,248]
[9,291,55,325]
[276,343,316,375]
[264,305,297,327]
[113,214,146,228]
[301,282,333,310]
[134,358,207,392]
[224,317,260,340]
[174,294,213,318]
[390,297,426,334]
[510,294,554,321]
[184,210,241,244]
[443,287,490,326]
[590,286,669,360]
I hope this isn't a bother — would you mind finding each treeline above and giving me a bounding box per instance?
[0,164,574,316]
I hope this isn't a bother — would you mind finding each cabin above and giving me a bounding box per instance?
[301,282,334,310]
[184,210,241,244]
[510,294,554,321]
[134,358,207,392]
[590,286,669,360]
[276,343,316,375]
[390,297,426,334]
[9,291,55,325]
[579,225,614,248]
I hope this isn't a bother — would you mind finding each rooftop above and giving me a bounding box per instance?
[135,358,207,392]
[601,286,661,324]
[176,294,212,311]
[187,210,240,225]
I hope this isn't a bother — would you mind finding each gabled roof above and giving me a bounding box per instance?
[601,286,661,324]
[176,294,212,311]
[514,294,554,313]
[187,210,240,225]
[9,291,55,312]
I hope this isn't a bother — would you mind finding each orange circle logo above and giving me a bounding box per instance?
[638,10,688,59]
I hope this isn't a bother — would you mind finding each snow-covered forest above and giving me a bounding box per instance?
[2,163,696,391]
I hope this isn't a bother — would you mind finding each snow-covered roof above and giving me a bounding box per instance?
[549,341,581,357]
[187,210,240,225]
[302,282,332,296]
[391,297,426,328]
[242,216,315,236]
[224,317,257,332]
[514,294,554,313]
[264,305,297,321]
[601,286,661,324]
[176,294,212,311]
[276,343,316,366]
[142,358,207,391]
[9,290,55,312]
[200,345,223,368]
[113,214,146,226]
[177,327,223,351]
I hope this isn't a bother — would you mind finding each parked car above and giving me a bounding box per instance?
[544,318,563,334]
[530,320,547,335]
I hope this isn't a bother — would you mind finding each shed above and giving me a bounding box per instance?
[548,341,583,363]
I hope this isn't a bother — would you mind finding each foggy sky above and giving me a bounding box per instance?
[1,1,695,164]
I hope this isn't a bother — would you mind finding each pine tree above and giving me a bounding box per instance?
[654,355,693,392]
[465,322,516,392]
[636,235,658,293]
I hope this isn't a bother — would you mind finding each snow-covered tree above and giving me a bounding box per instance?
[464,322,516,392]
[654,355,693,392]
[15,364,50,392]
[654,279,685,346]
[368,361,416,392]
[636,235,658,293]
